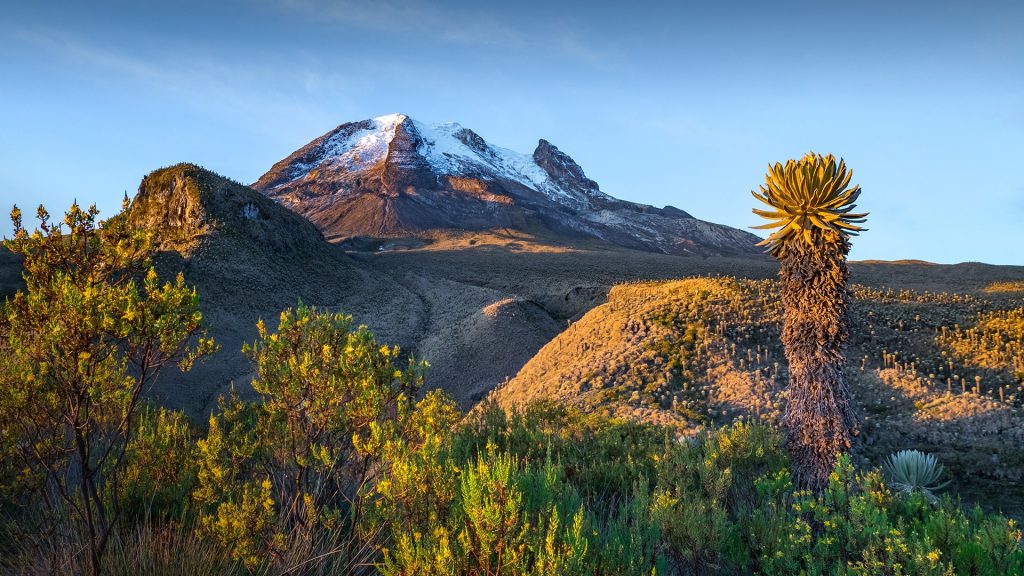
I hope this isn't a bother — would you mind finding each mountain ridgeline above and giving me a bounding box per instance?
[252,113,762,256]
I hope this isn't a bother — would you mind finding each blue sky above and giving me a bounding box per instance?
[1,0,1021,264]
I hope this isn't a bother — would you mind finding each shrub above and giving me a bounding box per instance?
[116,405,198,520]
[652,422,789,574]
[382,403,668,575]
[193,304,459,572]
[455,401,665,509]
[381,446,658,576]
[0,203,215,574]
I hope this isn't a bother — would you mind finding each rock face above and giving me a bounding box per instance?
[252,114,762,256]
[532,139,603,201]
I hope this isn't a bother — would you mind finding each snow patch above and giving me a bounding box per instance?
[409,119,567,201]
[321,114,407,172]
[281,113,596,205]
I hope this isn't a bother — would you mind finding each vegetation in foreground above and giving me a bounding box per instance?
[3,398,1022,575]
[1,204,1022,575]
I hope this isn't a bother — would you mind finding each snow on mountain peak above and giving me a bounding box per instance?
[279,114,607,204]
[372,112,408,126]
[410,119,550,189]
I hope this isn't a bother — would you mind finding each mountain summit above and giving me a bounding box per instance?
[253,114,761,256]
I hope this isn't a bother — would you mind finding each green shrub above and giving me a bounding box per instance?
[455,401,664,509]
[381,446,661,576]
[382,403,668,575]
[116,405,198,520]
[0,203,215,574]
[653,422,789,574]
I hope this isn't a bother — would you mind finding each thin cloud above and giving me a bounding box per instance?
[266,0,525,46]
[5,26,353,138]
[257,0,617,64]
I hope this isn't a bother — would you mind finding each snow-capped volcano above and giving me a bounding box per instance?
[253,114,761,256]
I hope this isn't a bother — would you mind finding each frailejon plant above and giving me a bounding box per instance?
[751,152,868,490]
[0,202,215,575]
[883,450,951,503]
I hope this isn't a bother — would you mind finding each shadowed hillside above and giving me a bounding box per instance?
[0,246,21,300]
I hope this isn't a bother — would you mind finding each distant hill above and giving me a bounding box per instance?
[252,114,762,256]
[854,259,937,265]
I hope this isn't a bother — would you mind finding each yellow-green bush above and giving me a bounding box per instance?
[0,203,215,574]
[116,405,198,520]
[192,304,460,572]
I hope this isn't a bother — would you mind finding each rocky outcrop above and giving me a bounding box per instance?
[532,139,602,198]
[253,114,762,256]
[127,163,325,254]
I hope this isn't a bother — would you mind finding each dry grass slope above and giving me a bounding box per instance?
[490,275,1024,515]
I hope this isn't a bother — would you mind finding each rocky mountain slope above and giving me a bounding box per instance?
[116,165,376,414]
[129,163,326,254]
[252,114,761,256]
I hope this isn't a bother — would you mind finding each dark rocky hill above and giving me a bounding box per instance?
[129,163,325,254]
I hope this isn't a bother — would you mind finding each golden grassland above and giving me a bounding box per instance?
[984,280,1024,294]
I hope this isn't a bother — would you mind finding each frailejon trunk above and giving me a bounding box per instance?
[779,241,857,490]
